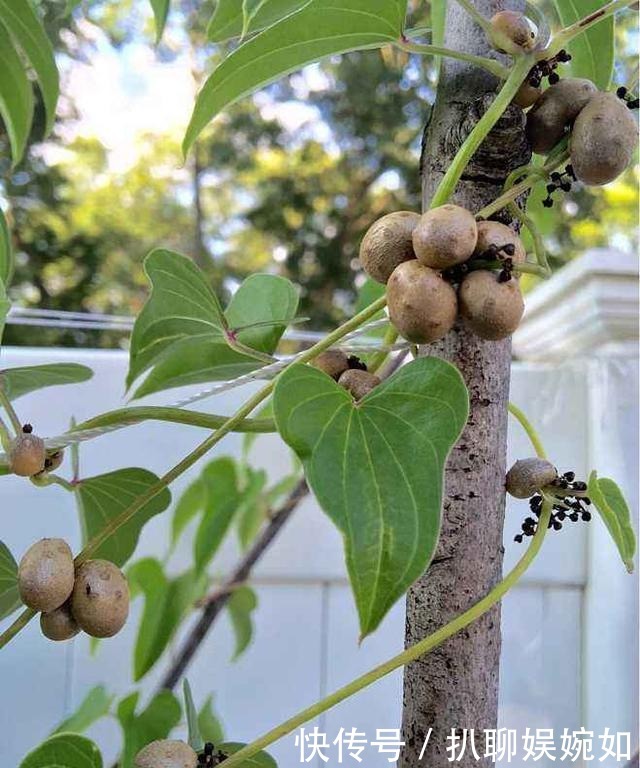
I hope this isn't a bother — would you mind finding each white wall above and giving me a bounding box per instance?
[1,250,637,767]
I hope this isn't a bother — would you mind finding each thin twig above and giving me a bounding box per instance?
[157,478,309,691]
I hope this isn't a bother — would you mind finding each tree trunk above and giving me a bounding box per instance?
[400,1,531,766]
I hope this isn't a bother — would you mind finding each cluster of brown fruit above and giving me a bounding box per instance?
[525,78,638,185]
[8,424,63,477]
[312,350,381,400]
[18,538,129,641]
[359,207,525,345]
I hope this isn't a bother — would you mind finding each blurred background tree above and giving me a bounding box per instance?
[0,0,637,348]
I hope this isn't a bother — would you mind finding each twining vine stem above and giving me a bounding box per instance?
[0,0,625,666]
[218,406,551,767]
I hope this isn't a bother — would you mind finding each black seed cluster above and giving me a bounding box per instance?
[542,165,577,208]
[199,742,228,766]
[514,470,592,543]
[347,355,368,372]
[617,86,640,110]
[22,423,33,434]
[527,49,572,88]
[443,240,515,284]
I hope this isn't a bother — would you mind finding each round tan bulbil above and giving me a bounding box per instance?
[458,270,524,341]
[474,221,526,265]
[412,205,478,270]
[134,740,198,768]
[71,559,130,638]
[570,91,639,185]
[18,538,75,613]
[387,261,458,344]
[525,78,597,154]
[40,601,80,641]
[489,11,538,55]
[312,350,350,381]
[359,211,419,284]
[9,432,46,477]
[338,369,380,400]
[506,458,558,499]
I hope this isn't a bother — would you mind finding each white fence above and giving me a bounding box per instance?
[1,250,637,767]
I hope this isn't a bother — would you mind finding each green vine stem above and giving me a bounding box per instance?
[430,55,534,208]
[395,38,509,80]
[0,416,11,452]
[0,295,388,651]
[477,149,570,219]
[73,407,276,436]
[0,387,22,434]
[216,403,550,767]
[507,201,550,275]
[368,325,398,374]
[221,499,553,767]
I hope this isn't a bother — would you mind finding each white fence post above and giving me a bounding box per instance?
[514,248,639,761]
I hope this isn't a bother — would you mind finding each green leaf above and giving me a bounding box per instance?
[128,558,202,680]
[0,19,34,164]
[236,468,268,550]
[0,0,59,135]
[19,734,103,768]
[195,458,242,573]
[198,696,225,746]
[183,679,204,753]
[219,743,277,767]
[0,363,93,401]
[274,356,468,637]
[75,469,171,567]
[0,280,9,345]
[208,0,309,42]
[184,0,406,154]
[117,691,181,768]
[127,249,298,398]
[227,585,257,660]
[588,471,636,573]
[149,0,170,42]
[171,477,205,549]
[0,207,13,287]
[0,539,21,621]
[552,0,614,90]
[53,686,113,736]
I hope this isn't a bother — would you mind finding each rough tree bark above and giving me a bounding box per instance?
[400,1,531,765]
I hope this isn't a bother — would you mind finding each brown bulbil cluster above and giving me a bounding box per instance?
[17,538,129,641]
[313,351,380,400]
[526,81,639,185]
[359,206,527,344]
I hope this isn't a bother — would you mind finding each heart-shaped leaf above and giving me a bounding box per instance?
[552,0,614,90]
[274,357,468,636]
[75,469,171,567]
[1,208,13,287]
[0,540,20,621]
[184,0,407,154]
[128,249,298,398]
[208,0,309,42]
[0,363,93,401]
[0,18,34,164]
[198,696,225,746]
[588,471,636,574]
[52,686,113,736]
[128,558,203,680]
[19,734,102,768]
[227,585,258,661]
[0,0,59,137]
[0,280,9,345]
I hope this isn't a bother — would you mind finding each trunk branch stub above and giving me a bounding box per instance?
[400,2,532,766]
